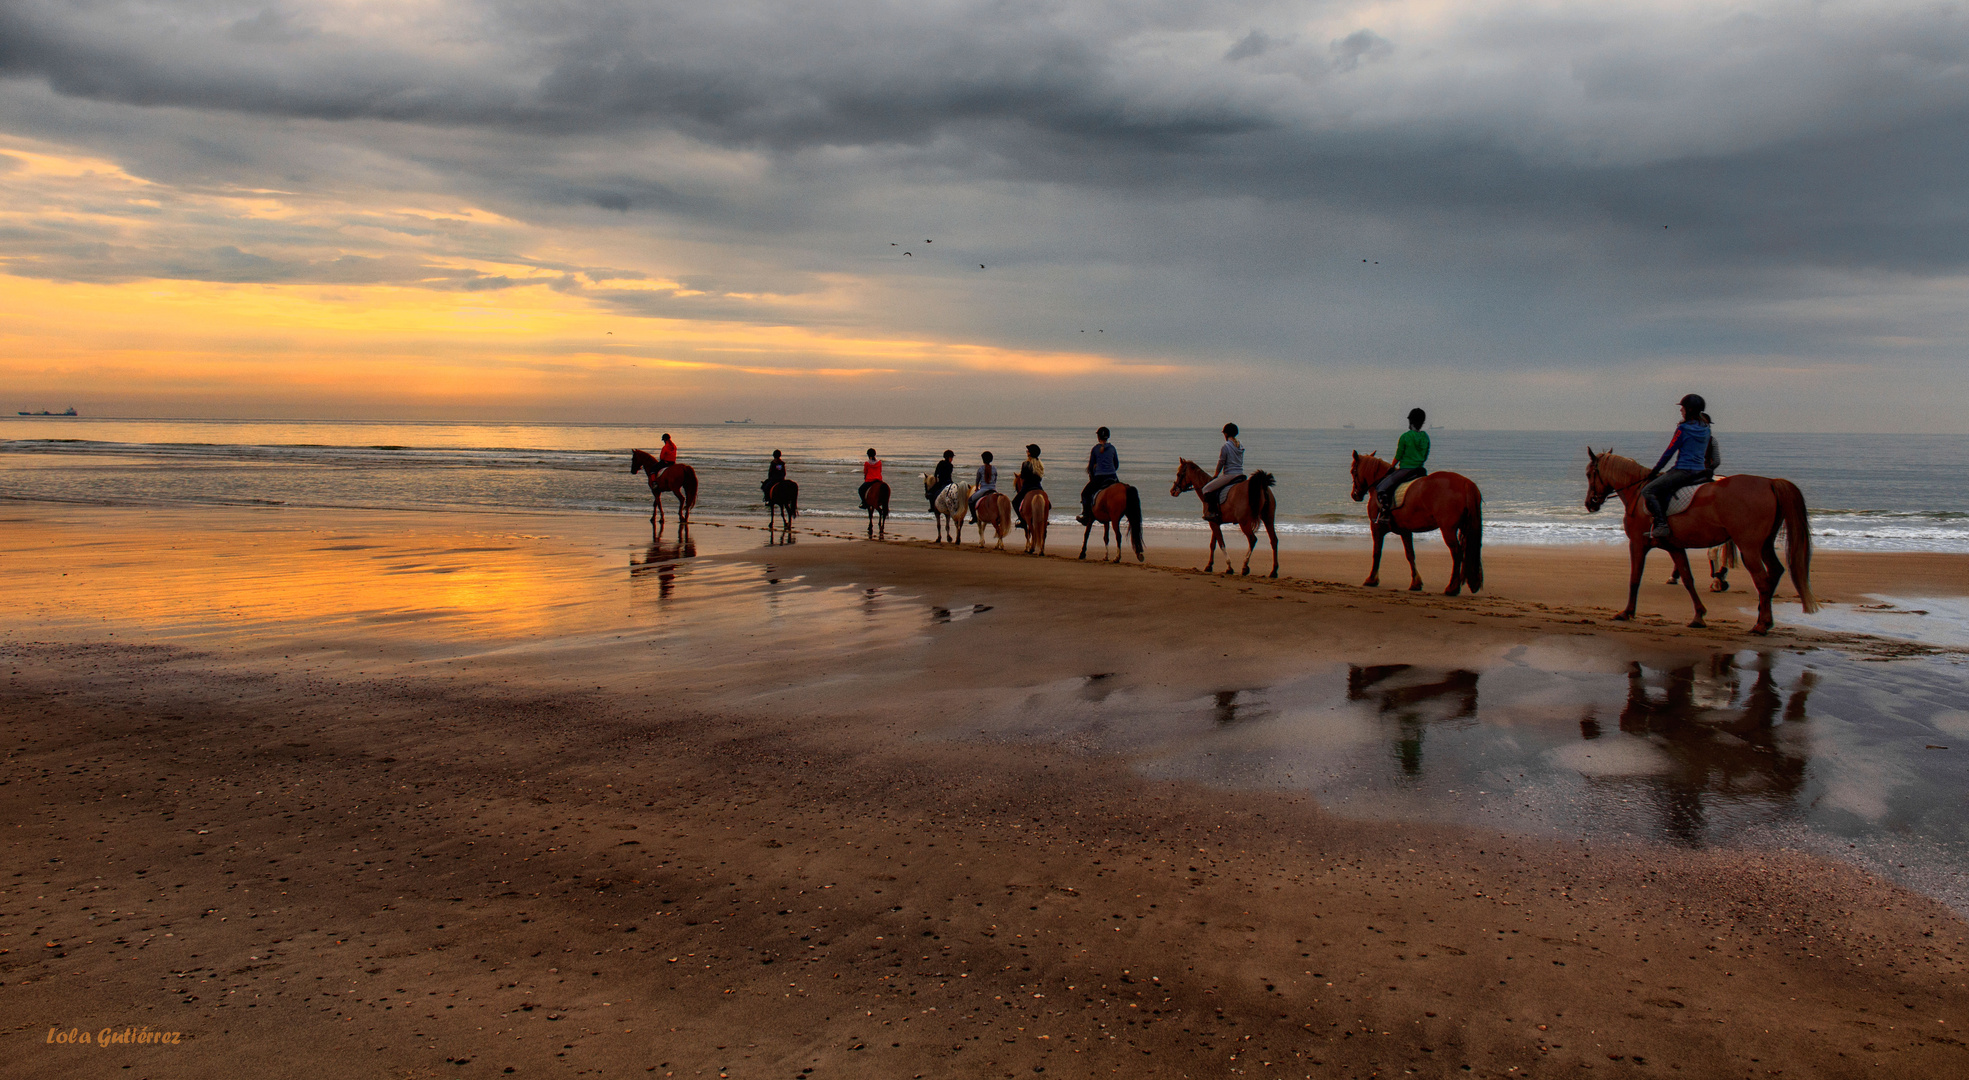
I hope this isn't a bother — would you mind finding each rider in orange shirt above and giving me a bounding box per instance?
[858,448,883,508]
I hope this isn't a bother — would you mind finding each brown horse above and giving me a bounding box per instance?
[1078,482,1145,563]
[630,449,698,530]
[862,479,890,537]
[971,490,1014,550]
[1584,449,1819,634]
[1348,453,1485,596]
[1171,460,1278,577]
[764,479,798,532]
[1014,477,1050,556]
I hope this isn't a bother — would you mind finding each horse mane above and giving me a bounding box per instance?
[631,448,658,473]
[1593,450,1647,486]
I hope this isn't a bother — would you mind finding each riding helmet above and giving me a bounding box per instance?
[1679,393,1706,416]
[1222,423,1239,437]
[1026,444,1042,456]
[1407,408,1426,426]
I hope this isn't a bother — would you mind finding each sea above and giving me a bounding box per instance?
[2,417,1966,551]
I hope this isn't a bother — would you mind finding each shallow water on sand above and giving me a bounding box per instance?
[7,506,1966,916]
[977,650,1969,913]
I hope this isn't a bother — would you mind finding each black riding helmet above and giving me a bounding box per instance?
[1408,408,1426,427]
[1679,393,1707,419]
[1025,444,1041,456]
[981,450,994,463]
[1222,423,1238,438]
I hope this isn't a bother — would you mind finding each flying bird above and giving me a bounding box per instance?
[979,264,985,269]
[905,251,912,256]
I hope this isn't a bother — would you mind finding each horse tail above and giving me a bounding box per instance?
[1773,478,1819,613]
[1248,470,1275,495]
[1719,540,1738,571]
[683,467,699,512]
[1124,484,1144,559]
[787,481,798,519]
[1460,487,1485,593]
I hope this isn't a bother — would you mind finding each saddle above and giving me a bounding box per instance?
[1209,474,1248,505]
[1665,476,1722,517]
[1390,479,1420,510]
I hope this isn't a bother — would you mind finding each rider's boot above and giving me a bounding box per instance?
[1649,516,1672,541]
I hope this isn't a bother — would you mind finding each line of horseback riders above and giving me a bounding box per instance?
[665,392,1725,543]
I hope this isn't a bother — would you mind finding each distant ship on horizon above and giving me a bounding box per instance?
[723,418,753,424]
[17,406,77,417]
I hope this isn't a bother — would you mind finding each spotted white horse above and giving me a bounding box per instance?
[923,474,975,544]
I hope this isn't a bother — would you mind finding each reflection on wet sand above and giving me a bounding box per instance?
[1347,664,1482,775]
[630,528,698,600]
[1586,653,1816,846]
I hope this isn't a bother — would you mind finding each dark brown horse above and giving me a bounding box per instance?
[1171,460,1278,577]
[630,449,698,530]
[1348,453,1484,595]
[862,479,890,537]
[1584,449,1819,633]
[764,479,798,532]
[1078,482,1145,563]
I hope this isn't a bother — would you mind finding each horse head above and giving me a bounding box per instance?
[1584,447,1610,513]
[1348,451,1386,502]
[921,472,936,494]
[1170,458,1197,497]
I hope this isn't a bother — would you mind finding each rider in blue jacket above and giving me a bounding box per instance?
[1642,394,1714,541]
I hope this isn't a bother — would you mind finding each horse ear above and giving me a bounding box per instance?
[1585,446,1595,461]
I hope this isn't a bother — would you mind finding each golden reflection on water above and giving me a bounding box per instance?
[0,509,662,648]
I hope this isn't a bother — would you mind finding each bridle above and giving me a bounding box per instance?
[1170,460,1197,497]
[1584,452,1640,514]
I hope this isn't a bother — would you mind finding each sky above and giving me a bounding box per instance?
[3,0,1968,431]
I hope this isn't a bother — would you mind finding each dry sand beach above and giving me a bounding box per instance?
[4,505,1968,1079]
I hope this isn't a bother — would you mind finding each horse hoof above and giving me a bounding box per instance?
[1408,583,1423,592]
[1268,570,1277,579]
[1362,579,1377,588]
[1688,619,1706,629]
[1612,613,1633,622]
[1750,625,1772,636]
[1240,567,1250,576]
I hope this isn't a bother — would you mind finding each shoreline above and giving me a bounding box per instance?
[4,504,1967,1077]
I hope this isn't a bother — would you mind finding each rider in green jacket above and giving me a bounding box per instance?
[1375,408,1430,518]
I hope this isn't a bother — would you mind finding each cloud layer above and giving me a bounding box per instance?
[4,0,1969,428]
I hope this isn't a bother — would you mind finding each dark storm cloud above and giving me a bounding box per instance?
[4,1,1968,276]
[7,1,1969,430]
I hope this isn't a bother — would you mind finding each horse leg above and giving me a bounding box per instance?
[1442,524,1464,596]
[1239,520,1256,576]
[1265,503,1279,579]
[1614,542,1647,621]
[1079,518,1093,559]
[1401,532,1422,591]
[1739,538,1780,636]
[1666,548,1707,628]
[1365,525,1386,587]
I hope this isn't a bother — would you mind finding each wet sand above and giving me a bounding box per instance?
[4,505,1968,1079]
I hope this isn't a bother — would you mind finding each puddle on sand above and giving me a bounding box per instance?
[969,651,1969,914]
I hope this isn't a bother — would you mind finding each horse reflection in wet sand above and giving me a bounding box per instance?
[630,529,697,601]
[1347,665,1482,776]
[1579,653,1815,846]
